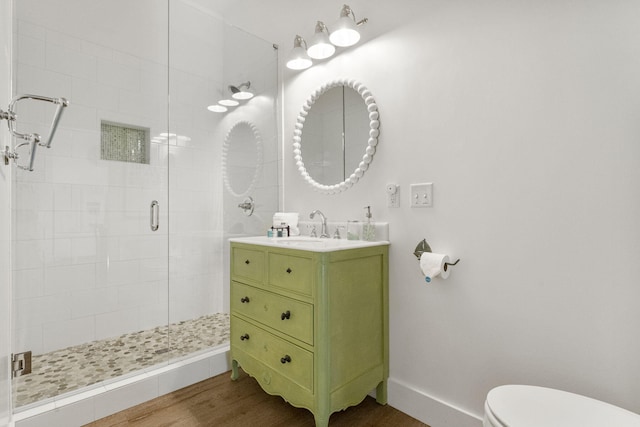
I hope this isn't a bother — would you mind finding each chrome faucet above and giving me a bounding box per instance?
[309,210,330,238]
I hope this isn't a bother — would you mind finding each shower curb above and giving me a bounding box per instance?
[12,345,230,427]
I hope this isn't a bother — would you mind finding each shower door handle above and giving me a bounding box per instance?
[150,200,159,231]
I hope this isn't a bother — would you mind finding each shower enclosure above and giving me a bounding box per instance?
[9,0,278,418]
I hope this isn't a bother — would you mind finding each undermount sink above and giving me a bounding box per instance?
[229,235,389,252]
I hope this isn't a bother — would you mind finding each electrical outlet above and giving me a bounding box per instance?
[410,183,433,208]
[386,183,399,208]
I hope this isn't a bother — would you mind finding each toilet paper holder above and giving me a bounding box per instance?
[414,238,460,272]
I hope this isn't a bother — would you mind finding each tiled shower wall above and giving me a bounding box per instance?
[11,0,226,356]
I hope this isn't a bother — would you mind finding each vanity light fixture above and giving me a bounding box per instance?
[329,4,367,47]
[307,21,335,60]
[229,81,254,100]
[286,5,368,73]
[286,35,313,70]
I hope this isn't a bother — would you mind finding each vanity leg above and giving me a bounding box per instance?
[313,413,329,427]
[230,359,239,381]
[376,380,388,405]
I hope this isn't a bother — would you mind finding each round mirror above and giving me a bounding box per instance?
[293,79,380,194]
[222,120,263,197]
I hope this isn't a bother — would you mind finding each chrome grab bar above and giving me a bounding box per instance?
[150,200,159,231]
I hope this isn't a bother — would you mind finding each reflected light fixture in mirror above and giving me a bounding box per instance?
[219,99,239,107]
[208,82,254,114]
[307,21,335,60]
[207,104,227,113]
[286,35,312,70]
[329,4,367,47]
[229,81,254,100]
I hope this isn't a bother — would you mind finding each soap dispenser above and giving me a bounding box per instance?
[362,206,376,241]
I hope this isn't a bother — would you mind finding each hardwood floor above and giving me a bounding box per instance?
[86,369,428,427]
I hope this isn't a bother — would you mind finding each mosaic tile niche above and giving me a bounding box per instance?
[100,121,150,164]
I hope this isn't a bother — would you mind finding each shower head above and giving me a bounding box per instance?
[228,81,254,100]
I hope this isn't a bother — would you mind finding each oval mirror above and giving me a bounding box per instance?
[293,79,380,194]
[222,120,263,197]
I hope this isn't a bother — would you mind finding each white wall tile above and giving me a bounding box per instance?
[96,59,140,93]
[46,42,96,80]
[13,268,45,300]
[14,240,46,270]
[42,316,95,352]
[44,263,96,294]
[71,287,118,318]
[18,34,45,68]
[15,293,71,328]
[44,237,72,267]
[95,308,139,341]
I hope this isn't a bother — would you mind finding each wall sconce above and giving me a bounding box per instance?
[307,21,335,60]
[286,35,313,70]
[286,4,367,72]
[207,81,255,114]
[330,4,367,47]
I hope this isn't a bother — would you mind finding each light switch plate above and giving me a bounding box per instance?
[410,183,433,208]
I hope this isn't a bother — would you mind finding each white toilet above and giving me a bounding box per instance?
[484,385,640,427]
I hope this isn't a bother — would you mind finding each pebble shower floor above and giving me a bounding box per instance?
[12,313,230,408]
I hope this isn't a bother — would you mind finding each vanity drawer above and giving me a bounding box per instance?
[231,281,313,345]
[269,253,313,296]
[232,247,265,284]
[231,315,313,392]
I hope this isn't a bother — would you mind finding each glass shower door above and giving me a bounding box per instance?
[11,0,170,409]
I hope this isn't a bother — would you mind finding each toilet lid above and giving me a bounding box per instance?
[486,385,640,427]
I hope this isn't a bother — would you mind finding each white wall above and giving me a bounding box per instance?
[282,1,640,424]
[0,0,13,423]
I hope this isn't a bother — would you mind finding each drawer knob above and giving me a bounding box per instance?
[240,333,250,341]
[286,268,292,274]
[245,259,250,264]
[280,355,291,364]
[281,310,291,320]
[240,296,250,303]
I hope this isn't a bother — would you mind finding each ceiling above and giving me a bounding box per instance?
[189,0,419,50]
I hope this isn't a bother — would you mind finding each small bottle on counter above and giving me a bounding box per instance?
[362,206,376,241]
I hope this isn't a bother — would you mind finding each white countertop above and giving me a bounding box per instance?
[229,235,390,252]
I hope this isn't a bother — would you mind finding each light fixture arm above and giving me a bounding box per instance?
[340,4,368,26]
[293,35,307,50]
[315,21,329,34]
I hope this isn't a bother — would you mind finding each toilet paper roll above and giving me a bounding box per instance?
[420,252,450,283]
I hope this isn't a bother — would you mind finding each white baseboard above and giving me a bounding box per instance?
[14,346,230,427]
[388,377,484,427]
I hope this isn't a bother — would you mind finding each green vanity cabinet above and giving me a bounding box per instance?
[229,237,389,427]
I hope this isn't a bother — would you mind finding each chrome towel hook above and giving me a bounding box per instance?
[1,94,69,171]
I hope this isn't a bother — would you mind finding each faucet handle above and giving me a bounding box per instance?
[333,225,345,239]
[309,225,317,238]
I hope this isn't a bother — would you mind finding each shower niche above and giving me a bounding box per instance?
[10,0,278,422]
